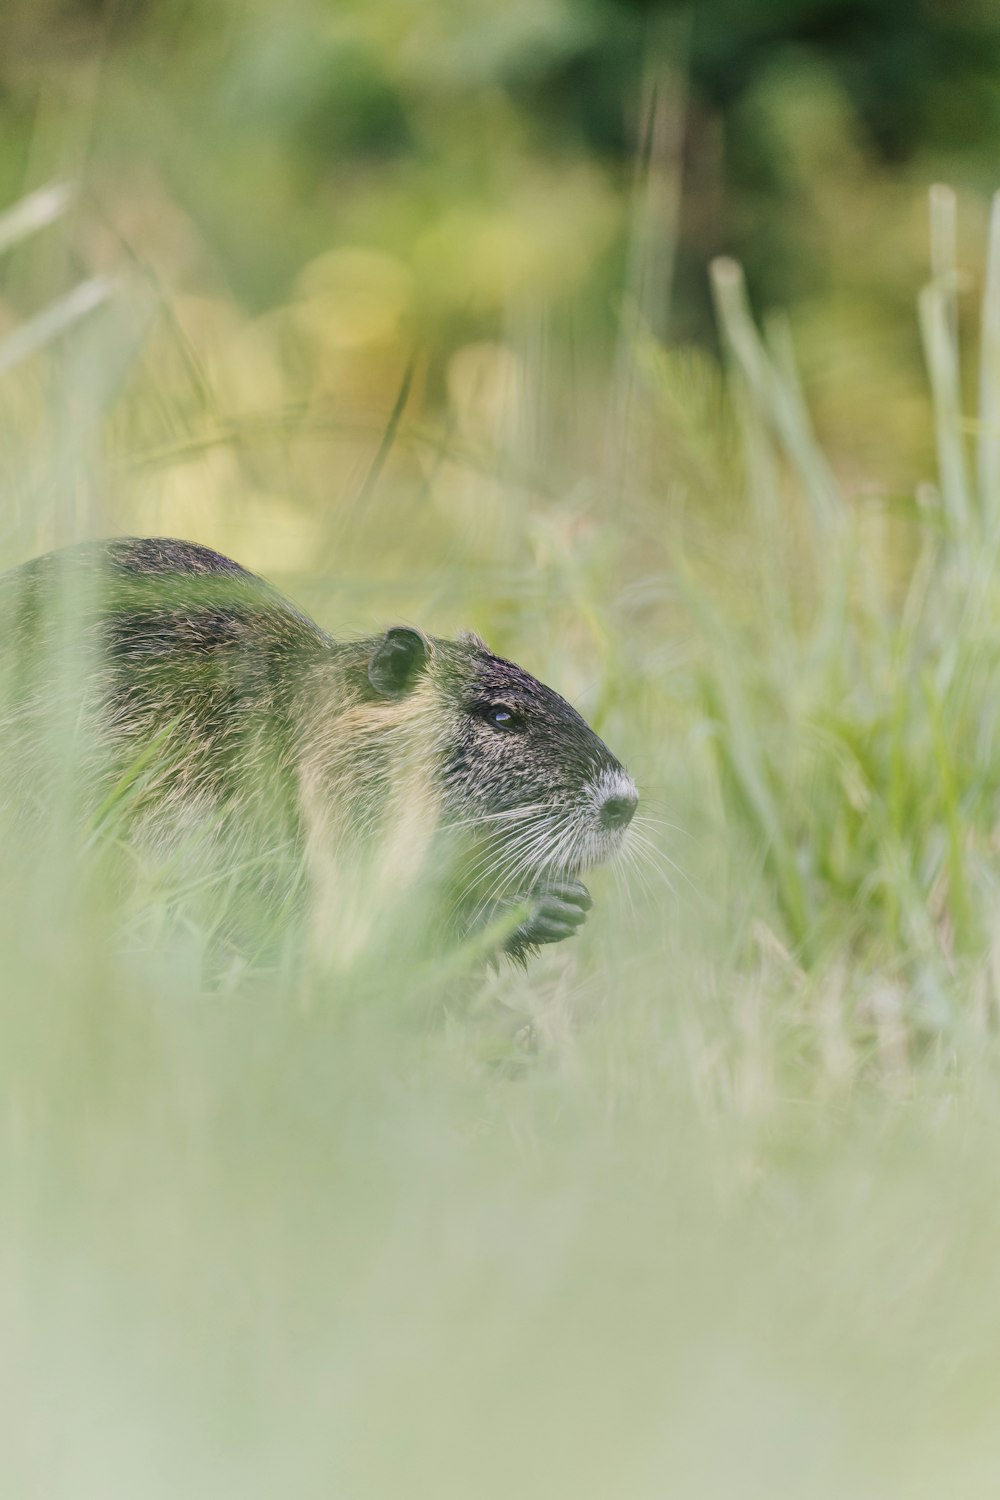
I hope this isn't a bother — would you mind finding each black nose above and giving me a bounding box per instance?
[600,792,637,830]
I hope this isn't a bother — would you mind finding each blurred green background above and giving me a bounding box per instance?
[6,2,1000,1497]
[4,0,1000,523]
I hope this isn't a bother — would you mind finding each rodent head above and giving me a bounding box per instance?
[364,625,637,889]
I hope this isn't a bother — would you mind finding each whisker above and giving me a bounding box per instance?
[619,839,660,902]
[458,814,568,890]
[466,812,580,925]
[631,813,694,838]
[476,815,577,900]
[626,827,692,894]
[611,856,641,927]
[462,826,562,911]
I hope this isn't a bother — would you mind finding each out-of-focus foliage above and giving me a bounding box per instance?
[6,3,1000,1495]
[2,0,1000,497]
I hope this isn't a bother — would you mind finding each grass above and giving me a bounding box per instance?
[4,175,1000,1498]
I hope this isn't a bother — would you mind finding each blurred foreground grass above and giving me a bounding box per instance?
[7,170,1000,1497]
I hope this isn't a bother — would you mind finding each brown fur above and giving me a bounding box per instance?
[0,538,638,964]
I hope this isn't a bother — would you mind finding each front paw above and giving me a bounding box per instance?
[503,878,592,962]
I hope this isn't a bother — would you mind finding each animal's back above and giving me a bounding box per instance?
[0,537,332,816]
[0,535,328,650]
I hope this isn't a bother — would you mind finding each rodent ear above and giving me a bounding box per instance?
[367,626,429,698]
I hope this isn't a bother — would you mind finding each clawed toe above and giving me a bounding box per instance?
[502,877,594,958]
[545,877,592,912]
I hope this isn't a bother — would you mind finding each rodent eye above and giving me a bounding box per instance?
[483,703,525,732]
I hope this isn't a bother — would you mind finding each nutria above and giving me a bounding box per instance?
[0,537,638,963]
